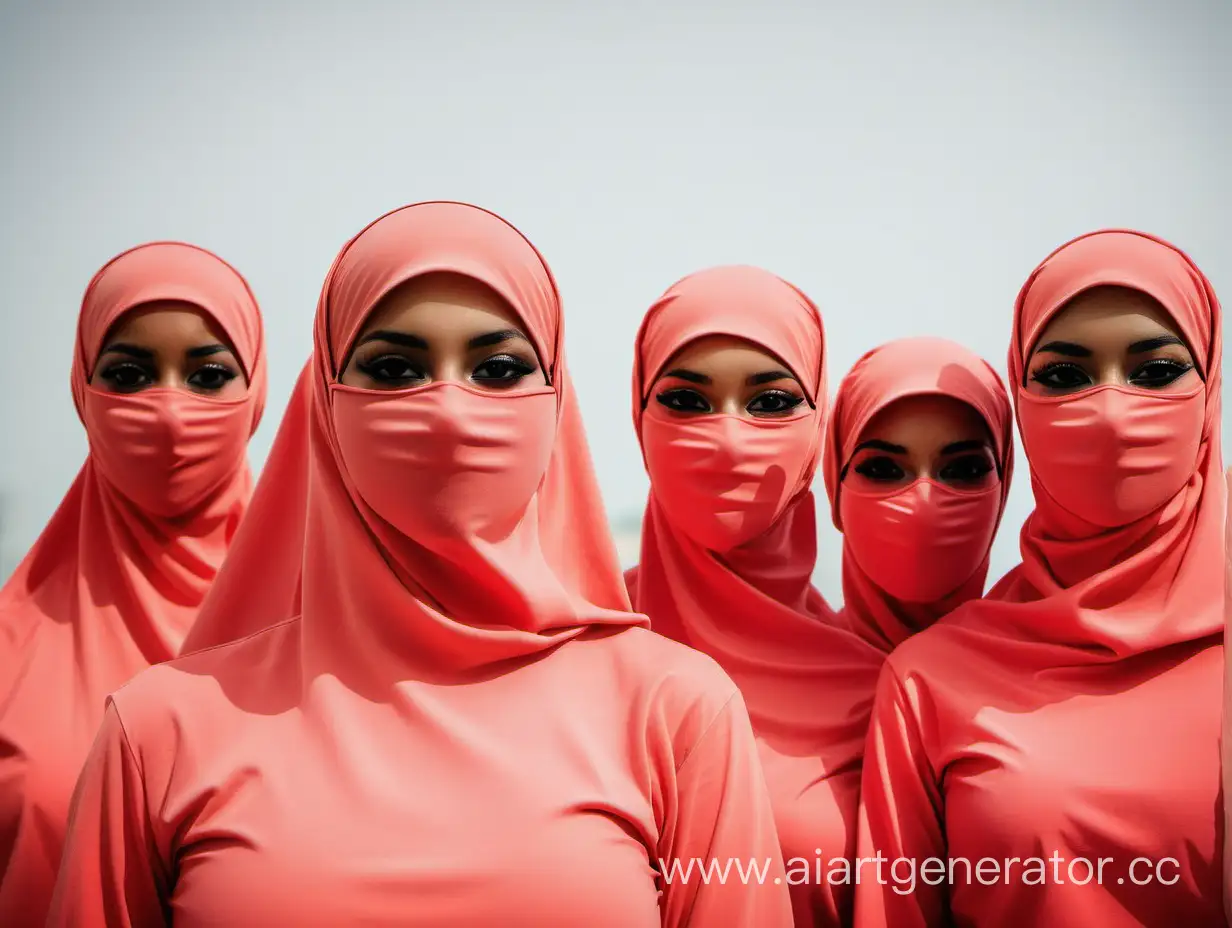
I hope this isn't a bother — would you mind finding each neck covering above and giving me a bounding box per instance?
[627,265,884,928]
[977,228,1223,659]
[182,359,311,652]
[822,337,1013,652]
[0,241,265,922]
[300,201,640,689]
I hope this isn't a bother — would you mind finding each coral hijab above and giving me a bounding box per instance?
[627,266,884,928]
[855,230,1224,927]
[302,202,638,686]
[0,241,265,922]
[822,337,1014,652]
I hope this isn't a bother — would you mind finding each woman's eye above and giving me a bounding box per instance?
[939,454,995,485]
[853,456,906,482]
[746,390,804,416]
[186,364,239,392]
[655,388,711,414]
[356,355,425,384]
[472,355,535,384]
[1129,358,1193,388]
[1029,361,1091,390]
[99,363,153,391]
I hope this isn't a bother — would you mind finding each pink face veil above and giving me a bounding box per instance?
[822,337,1014,650]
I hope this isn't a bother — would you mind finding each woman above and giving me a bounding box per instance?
[854,229,1224,927]
[822,337,1013,653]
[49,202,793,927]
[626,265,886,928]
[0,242,267,923]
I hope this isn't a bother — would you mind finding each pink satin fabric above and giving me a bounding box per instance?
[49,205,793,927]
[627,265,885,928]
[0,242,266,924]
[822,337,1014,651]
[855,230,1224,927]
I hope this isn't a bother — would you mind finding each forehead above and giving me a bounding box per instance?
[859,394,990,446]
[1032,286,1187,349]
[661,334,795,377]
[103,302,228,344]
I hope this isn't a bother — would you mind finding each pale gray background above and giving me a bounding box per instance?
[1,0,1228,602]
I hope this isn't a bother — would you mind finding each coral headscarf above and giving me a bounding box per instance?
[822,337,1014,651]
[0,241,265,922]
[302,201,639,687]
[984,228,1222,658]
[627,265,884,928]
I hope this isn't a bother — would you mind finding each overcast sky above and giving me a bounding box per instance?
[2,0,1228,602]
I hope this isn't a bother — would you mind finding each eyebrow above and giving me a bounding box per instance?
[1128,334,1184,353]
[356,330,429,350]
[853,439,907,454]
[1034,340,1090,357]
[355,329,530,351]
[941,439,989,454]
[662,368,710,385]
[748,369,794,386]
[99,343,153,360]
[187,343,233,359]
[468,329,529,350]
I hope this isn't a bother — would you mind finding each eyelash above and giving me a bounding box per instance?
[654,388,805,416]
[1029,358,1194,390]
[356,353,537,386]
[851,454,994,485]
[98,362,238,392]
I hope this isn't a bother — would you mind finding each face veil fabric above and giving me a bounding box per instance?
[821,336,1014,652]
[0,241,266,924]
[47,203,795,928]
[627,265,886,928]
[854,229,1225,928]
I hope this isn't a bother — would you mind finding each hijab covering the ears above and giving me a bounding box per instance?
[0,242,265,923]
[182,359,312,652]
[49,205,794,928]
[822,337,1014,652]
[627,265,885,928]
[855,230,1225,928]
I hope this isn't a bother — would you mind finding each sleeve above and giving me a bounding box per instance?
[46,700,171,928]
[657,689,794,928]
[853,663,947,928]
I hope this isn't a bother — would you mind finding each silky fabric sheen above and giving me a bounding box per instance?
[822,337,1013,650]
[854,230,1224,927]
[839,479,1002,605]
[182,360,312,652]
[627,265,884,928]
[83,388,253,518]
[641,405,819,552]
[50,203,792,927]
[0,242,265,925]
[333,381,557,544]
[1017,383,1204,529]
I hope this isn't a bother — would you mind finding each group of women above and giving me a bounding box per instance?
[0,200,1223,928]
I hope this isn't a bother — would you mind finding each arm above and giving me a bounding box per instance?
[47,701,170,928]
[658,689,793,928]
[853,664,947,928]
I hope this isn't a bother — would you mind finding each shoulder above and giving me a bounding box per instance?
[109,619,302,744]
[572,626,741,758]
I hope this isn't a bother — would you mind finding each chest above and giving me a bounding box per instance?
[940,651,1222,863]
[164,691,664,927]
